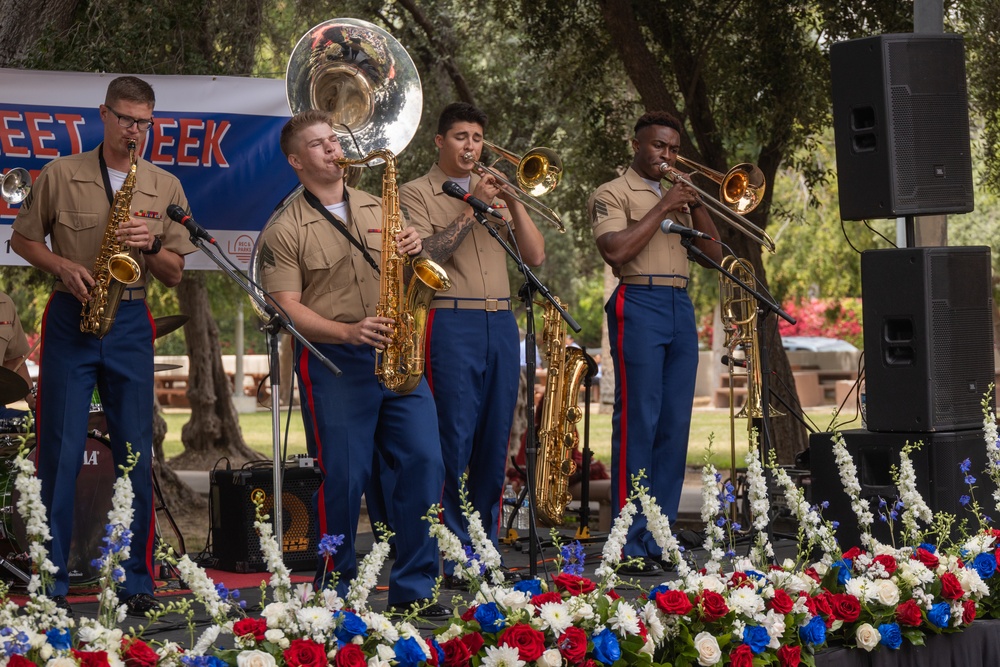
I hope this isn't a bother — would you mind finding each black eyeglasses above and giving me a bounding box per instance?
[106,105,154,131]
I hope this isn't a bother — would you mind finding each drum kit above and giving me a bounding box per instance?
[0,314,188,586]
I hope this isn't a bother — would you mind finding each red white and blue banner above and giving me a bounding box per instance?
[0,69,297,269]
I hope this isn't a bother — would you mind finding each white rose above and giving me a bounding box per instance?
[693,631,722,666]
[237,650,277,667]
[875,579,900,606]
[39,645,53,661]
[263,629,285,643]
[46,658,77,667]
[538,648,563,667]
[855,623,881,652]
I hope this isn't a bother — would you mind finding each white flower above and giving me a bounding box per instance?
[875,579,900,606]
[297,606,335,635]
[236,650,277,667]
[845,578,878,603]
[538,602,573,635]
[762,610,786,649]
[46,658,77,667]
[609,601,641,636]
[262,602,293,628]
[693,631,722,666]
[855,623,881,651]
[565,598,595,622]
[728,587,765,617]
[482,644,526,667]
[641,601,666,645]
[538,649,562,667]
[959,567,990,599]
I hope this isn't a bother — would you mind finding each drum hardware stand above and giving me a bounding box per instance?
[179,215,340,555]
[0,553,30,584]
[471,209,580,579]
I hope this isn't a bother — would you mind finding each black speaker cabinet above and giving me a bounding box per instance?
[831,33,973,220]
[861,246,994,433]
[211,463,322,572]
[810,429,994,549]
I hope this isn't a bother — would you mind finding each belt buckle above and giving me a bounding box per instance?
[485,298,499,312]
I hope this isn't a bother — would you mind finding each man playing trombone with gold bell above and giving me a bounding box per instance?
[590,111,722,577]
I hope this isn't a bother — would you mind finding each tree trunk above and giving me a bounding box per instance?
[0,0,80,67]
[170,273,259,469]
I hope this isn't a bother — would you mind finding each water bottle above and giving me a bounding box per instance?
[517,495,531,531]
[502,484,517,528]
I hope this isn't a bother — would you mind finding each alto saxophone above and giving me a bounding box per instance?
[534,297,590,526]
[81,140,142,338]
[337,150,451,394]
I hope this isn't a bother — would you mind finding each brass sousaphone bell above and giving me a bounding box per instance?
[2,168,31,205]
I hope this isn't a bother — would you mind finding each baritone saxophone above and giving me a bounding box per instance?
[534,297,590,526]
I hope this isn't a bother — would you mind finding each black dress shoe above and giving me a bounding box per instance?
[125,593,163,617]
[387,599,453,619]
[618,557,663,577]
[52,595,73,617]
[442,573,466,590]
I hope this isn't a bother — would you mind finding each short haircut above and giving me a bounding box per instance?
[437,102,488,136]
[280,109,335,157]
[105,76,156,107]
[634,111,682,136]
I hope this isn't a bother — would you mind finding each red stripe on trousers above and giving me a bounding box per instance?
[297,344,333,571]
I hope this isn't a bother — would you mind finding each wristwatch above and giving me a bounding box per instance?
[142,236,162,255]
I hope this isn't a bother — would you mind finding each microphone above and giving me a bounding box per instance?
[721,355,747,368]
[441,181,505,220]
[660,219,714,241]
[167,204,215,244]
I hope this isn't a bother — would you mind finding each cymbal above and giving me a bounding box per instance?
[154,363,183,373]
[154,314,189,339]
[0,366,29,404]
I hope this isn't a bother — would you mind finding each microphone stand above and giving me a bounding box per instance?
[471,210,580,579]
[681,237,794,552]
[182,231,340,556]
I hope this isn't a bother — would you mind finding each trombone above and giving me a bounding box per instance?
[659,157,776,253]
[463,140,566,232]
[2,168,31,205]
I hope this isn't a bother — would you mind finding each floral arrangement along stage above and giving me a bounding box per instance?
[3,387,1000,667]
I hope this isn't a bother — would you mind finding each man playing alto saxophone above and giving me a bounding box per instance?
[256,110,449,618]
[11,76,194,616]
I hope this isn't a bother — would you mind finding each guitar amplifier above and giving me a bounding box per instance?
[210,462,321,573]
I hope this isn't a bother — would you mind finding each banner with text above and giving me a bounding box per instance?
[0,69,297,269]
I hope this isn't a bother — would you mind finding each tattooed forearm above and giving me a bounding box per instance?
[422,213,475,264]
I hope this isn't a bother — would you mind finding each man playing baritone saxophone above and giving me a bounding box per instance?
[399,102,545,583]
[256,110,449,619]
[10,76,195,616]
[590,111,722,577]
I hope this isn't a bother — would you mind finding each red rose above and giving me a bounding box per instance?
[334,644,367,667]
[122,639,159,667]
[583,661,602,667]
[728,572,750,588]
[552,573,597,596]
[806,592,834,624]
[637,619,648,642]
[607,589,621,601]
[283,638,328,667]
[441,637,472,667]
[460,632,485,656]
[768,589,794,614]
[499,623,546,662]
[8,657,35,667]
[915,547,939,569]
[531,592,563,607]
[940,572,964,600]
[829,593,861,622]
[232,617,268,642]
[654,589,694,616]
[872,554,898,576]
[460,605,478,622]
[699,590,729,622]
[842,546,863,561]
[963,599,977,625]
[777,645,802,667]
[730,643,754,667]
[558,626,588,665]
[803,567,821,583]
[896,599,923,627]
[72,650,111,667]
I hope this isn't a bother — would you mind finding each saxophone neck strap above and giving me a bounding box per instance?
[97,144,114,206]
[302,187,380,275]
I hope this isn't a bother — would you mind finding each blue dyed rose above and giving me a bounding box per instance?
[394,636,426,667]
[928,601,951,629]
[427,637,445,666]
[648,584,670,601]
[878,623,903,650]
[973,552,997,580]
[45,628,72,651]
[181,656,228,667]
[475,601,507,633]
[833,559,853,585]
[513,578,544,596]
[592,628,622,665]
[333,610,368,643]
[743,624,770,654]
[799,615,827,646]
[919,542,937,554]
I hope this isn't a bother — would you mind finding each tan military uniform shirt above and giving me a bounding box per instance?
[257,187,382,323]
[399,163,514,305]
[589,166,692,280]
[12,145,196,290]
[0,292,29,364]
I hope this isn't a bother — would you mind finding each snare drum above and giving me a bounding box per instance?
[0,437,115,586]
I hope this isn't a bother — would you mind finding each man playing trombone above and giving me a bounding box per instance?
[399,102,545,582]
[590,111,722,576]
